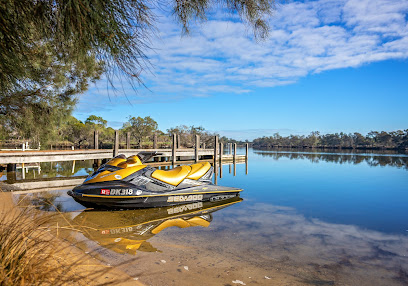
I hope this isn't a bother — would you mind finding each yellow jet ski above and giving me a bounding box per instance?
[68,152,242,209]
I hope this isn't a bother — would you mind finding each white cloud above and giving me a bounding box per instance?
[144,0,408,95]
[79,0,408,106]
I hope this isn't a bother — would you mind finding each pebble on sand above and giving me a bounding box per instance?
[232,280,246,285]
[184,266,189,271]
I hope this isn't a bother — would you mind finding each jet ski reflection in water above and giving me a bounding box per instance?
[68,151,242,209]
[72,197,242,255]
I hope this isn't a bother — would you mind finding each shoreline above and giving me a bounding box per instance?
[0,191,144,286]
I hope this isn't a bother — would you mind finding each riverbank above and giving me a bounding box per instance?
[0,191,144,286]
[253,146,408,152]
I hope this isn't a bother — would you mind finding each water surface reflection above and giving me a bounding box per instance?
[11,149,408,285]
[255,150,408,170]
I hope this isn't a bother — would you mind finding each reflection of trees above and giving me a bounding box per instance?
[254,151,408,170]
[18,192,64,212]
[19,160,94,180]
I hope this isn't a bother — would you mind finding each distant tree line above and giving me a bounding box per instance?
[253,130,408,150]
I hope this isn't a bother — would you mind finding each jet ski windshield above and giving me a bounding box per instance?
[136,151,163,163]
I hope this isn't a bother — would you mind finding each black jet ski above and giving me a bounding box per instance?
[70,197,242,255]
[68,151,242,209]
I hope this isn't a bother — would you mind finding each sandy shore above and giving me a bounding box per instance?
[0,191,144,286]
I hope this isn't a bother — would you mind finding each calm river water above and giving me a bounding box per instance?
[14,149,408,285]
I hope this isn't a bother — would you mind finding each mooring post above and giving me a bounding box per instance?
[153,134,158,149]
[246,160,248,175]
[219,142,223,164]
[153,134,159,162]
[229,143,232,155]
[233,143,237,163]
[172,133,177,165]
[195,135,200,162]
[219,159,223,178]
[93,131,99,149]
[202,142,206,149]
[22,143,25,151]
[214,161,218,185]
[245,143,249,161]
[6,164,17,184]
[113,130,119,157]
[177,134,181,149]
[7,163,16,172]
[126,132,131,149]
[214,136,219,162]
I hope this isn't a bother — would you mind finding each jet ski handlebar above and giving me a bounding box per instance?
[113,151,163,163]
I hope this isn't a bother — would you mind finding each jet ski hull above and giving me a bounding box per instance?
[68,182,242,209]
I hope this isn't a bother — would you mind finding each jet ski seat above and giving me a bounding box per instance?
[186,162,211,180]
[151,165,191,186]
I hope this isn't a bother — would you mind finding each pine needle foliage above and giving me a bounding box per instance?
[1,0,276,91]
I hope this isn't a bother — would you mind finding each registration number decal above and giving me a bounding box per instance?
[100,189,134,195]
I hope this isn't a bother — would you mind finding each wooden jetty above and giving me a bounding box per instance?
[0,135,248,165]
[1,135,249,188]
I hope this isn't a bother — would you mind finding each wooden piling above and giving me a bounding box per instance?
[229,143,232,154]
[214,161,218,185]
[113,130,119,157]
[172,133,177,165]
[153,134,158,149]
[219,142,223,164]
[126,132,130,149]
[245,143,249,161]
[6,165,16,184]
[94,131,99,149]
[246,160,248,175]
[214,136,219,162]
[7,163,16,172]
[195,135,200,162]
[233,143,237,163]
[177,134,181,149]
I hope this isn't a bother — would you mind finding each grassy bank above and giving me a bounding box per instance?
[0,192,142,285]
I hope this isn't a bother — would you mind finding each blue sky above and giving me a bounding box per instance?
[73,0,408,140]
